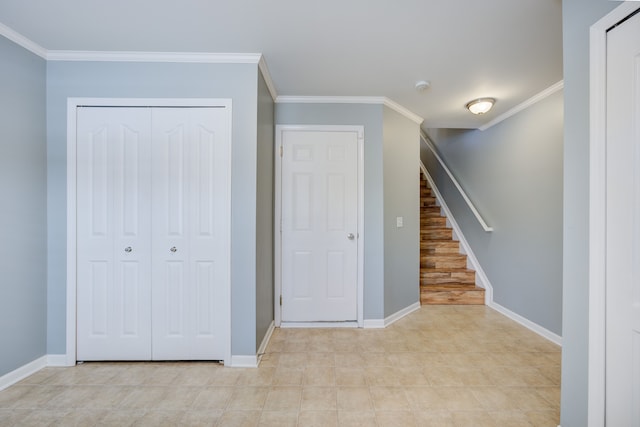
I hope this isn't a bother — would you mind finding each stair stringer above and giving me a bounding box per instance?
[420,162,493,304]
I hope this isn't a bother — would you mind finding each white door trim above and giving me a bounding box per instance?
[274,125,365,327]
[66,98,232,366]
[588,4,640,425]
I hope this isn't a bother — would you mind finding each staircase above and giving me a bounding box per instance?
[420,173,485,305]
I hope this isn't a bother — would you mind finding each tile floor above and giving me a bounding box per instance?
[0,306,560,426]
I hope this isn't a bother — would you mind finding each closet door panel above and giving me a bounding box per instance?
[151,107,229,360]
[77,107,152,361]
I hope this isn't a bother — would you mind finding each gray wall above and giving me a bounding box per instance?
[46,61,261,356]
[561,1,619,425]
[382,107,420,317]
[275,103,385,319]
[255,70,274,349]
[424,90,564,335]
[0,36,47,376]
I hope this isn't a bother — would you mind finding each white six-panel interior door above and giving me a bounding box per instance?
[277,126,363,324]
[75,104,230,361]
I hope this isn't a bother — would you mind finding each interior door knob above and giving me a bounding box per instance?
[170,246,177,253]
[347,233,355,240]
[124,246,132,253]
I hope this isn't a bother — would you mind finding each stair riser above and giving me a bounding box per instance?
[421,244,461,254]
[421,259,468,269]
[421,229,453,240]
[421,247,461,255]
[420,272,476,285]
[420,197,437,205]
[420,290,485,305]
[421,217,447,226]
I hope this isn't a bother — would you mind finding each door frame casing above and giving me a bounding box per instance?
[588,4,640,425]
[274,125,365,327]
[66,98,232,366]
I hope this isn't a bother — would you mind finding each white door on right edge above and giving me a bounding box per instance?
[605,9,640,426]
[280,129,359,322]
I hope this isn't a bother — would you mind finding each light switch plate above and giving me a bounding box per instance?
[396,216,403,228]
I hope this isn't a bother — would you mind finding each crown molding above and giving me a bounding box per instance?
[479,80,564,131]
[46,50,264,63]
[258,56,278,101]
[383,98,424,125]
[0,22,47,59]
[276,96,424,125]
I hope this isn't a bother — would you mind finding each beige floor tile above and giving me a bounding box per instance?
[413,410,455,427]
[118,386,168,410]
[272,367,304,386]
[301,387,337,411]
[278,352,308,367]
[237,367,276,386]
[217,410,261,427]
[435,387,484,411]
[364,367,401,386]
[525,410,560,426]
[450,410,495,427]
[179,409,223,426]
[376,411,417,427]
[336,387,373,411]
[488,410,532,427]
[11,385,65,409]
[153,386,201,410]
[0,306,561,425]
[307,352,335,367]
[171,365,221,386]
[209,368,242,386]
[134,410,186,426]
[471,387,520,411]
[263,387,302,411]
[298,410,338,427]
[227,387,269,410]
[406,386,442,410]
[258,410,298,426]
[303,367,336,386]
[337,411,376,426]
[0,386,32,409]
[18,409,70,426]
[369,386,411,411]
[335,368,367,386]
[95,409,145,426]
[190,386,234,410]
[334,353,366,368]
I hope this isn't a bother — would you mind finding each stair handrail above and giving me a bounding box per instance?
[420,132,493,232]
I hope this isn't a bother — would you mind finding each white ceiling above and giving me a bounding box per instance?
[0,0,563,129]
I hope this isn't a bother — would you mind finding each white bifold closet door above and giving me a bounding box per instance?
[76,106,229,361]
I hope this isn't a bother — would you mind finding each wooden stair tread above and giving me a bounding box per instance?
[421,283,483,290]
[421,267,476,274]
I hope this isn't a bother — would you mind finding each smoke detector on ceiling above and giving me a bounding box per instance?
[415,80,431,92]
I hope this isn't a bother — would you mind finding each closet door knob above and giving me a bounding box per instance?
[124,247,132,253]
[170,246,177,253]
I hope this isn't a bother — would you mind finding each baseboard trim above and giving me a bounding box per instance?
[384,302,421,327]
[364,301,421,329]
[229,355,259,368]
[46,354,69,367]
[257,321,275,360]
[280,321,358,328]
[363,319,385,328]
[488,301,562,346]
[0,356,47,391]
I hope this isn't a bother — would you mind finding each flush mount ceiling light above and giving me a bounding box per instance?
[465,98,496,115]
